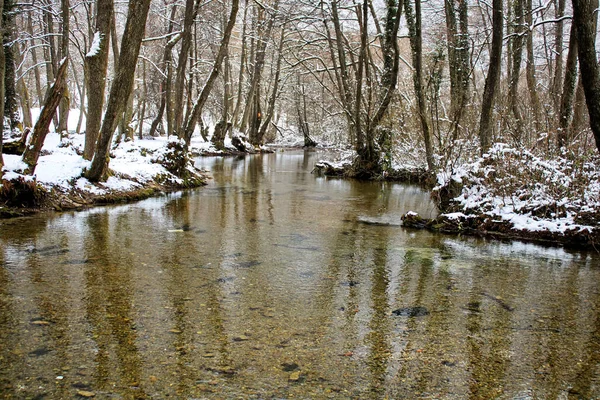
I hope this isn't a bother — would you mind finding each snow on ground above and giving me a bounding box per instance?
[434,143,600,235]
[1,132,204,195]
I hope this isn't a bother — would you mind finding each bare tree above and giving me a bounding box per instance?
[21,58,68,174]
[405,0,434,170]
[182,0,240,146]
[478,0,503,153]
[572,0,600,153]
[84,0,113,160]
[0,0,5,177]
[86,0,152,181]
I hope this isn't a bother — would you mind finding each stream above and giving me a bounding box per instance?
[0,150,599,399]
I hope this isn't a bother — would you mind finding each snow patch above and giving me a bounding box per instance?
[86,32,102,57]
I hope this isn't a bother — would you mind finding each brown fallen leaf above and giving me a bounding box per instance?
[76,390,95,397]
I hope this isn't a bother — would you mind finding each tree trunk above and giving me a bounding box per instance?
[149,5,178,138]
[73,63,86,134]
[245,1,278,145]
[22,59,68,175]
[42,0,59,130]
[524,0,541,132]
[405,0,434,170]
[57,0,70,134]
[84,0,113,160]
[258,23,286,141]
[14,44,32,128]
[27,11,43,105]
[508,0,524,140]
[551,0,565,113]
[86,0,152,182]
[138,61,147,139]
[572,0,600,153]
[478,0,503,153]
[558,22,578,148]
[295,74,317,147]
[182,0,239,146]
[0,0,5,176]
[232,0,248,128]
[173,0,201,137]
[354,0,368,158]
[3,0,17,130]
[211,120,230,149]
[330,0,355,140]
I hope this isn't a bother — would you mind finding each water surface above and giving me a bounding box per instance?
[0,150,599,399]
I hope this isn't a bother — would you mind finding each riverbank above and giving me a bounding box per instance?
[315,144,600,250]
[1,132,263,218]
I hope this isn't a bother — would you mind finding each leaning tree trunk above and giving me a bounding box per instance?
[478,0,503,153]
[86,0,152,182]
[572,0,600,153]
[182,0,239,146]
[21,58,68,175]
[84,0,113,160]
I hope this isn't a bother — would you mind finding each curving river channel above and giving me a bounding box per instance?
[0,150,599,399]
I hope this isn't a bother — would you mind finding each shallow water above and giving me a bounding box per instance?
[0,150,599,399]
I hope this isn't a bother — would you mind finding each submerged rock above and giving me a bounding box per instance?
[391,306,430,317]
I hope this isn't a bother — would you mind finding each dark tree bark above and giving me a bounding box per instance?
[86,0,152,182]
[329,0,356,143]
[211,120,231,149]
[57,0,70,134]
[182,0,239,146]
[572,0,600,153]
[245,1,278,145]
[21,59,68,175]
[295,74,317,147]
[445,0,470,135]
[173,0,201,136]
[232,0,248,128]
[258,23,286,142]
[354,0,368,156]
[551,0,566,113]
[27,11,43,105]
[0,0,5,176]
[525,0,541,131]
[508,0,524,139]
[3,0,17,130]
[84,0,113,160]
[14,44,32,128]
[405,0,434,170]
[478,0,503,153]
[558,22,578,148]
[148,5,178,138]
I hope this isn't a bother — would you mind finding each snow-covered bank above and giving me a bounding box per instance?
[1,132,210,216]
[404,144,600,250]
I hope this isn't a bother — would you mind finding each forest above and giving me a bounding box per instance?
[0,0,599,246]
